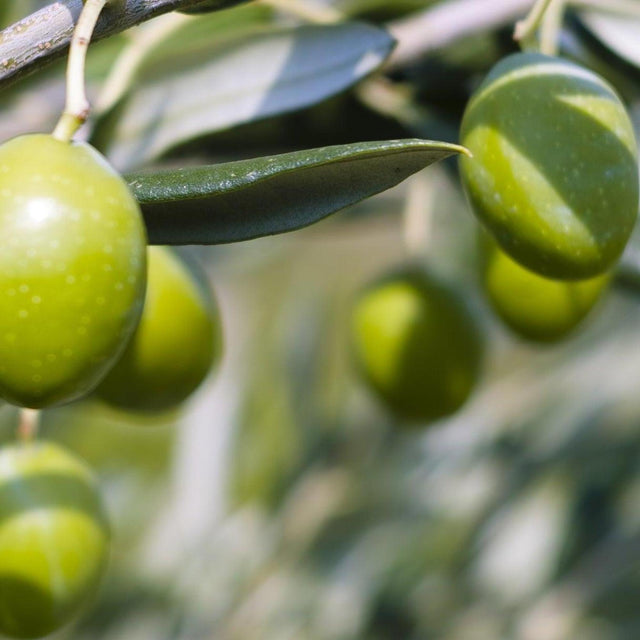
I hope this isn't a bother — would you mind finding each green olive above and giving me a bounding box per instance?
[351,266,483,424]
[0,134,147,408]
[481,234,610,343]
[96,247,222,413]
[460,52,638,280]
[0,441,109,639]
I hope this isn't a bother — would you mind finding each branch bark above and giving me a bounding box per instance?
[0,0,233,89]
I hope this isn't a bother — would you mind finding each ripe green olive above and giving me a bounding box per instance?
[351,267,483,424]
[460,52,639,280]
[481,235,610,343]
[96,247,222,413]
[0,441,109,639]
[0,134,147,408]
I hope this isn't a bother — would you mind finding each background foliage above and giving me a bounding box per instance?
[2,1,640,638]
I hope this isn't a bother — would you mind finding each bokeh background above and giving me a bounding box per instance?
[3,1,640,638]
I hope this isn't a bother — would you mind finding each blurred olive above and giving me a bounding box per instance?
[351,266,483,424]
[0,442,109,639]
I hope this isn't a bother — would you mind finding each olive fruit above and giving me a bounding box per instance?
[96,247,222,413]
[460,52,638,280]
[481,235,610,343]
[0,134,147,408]
[350,267,483,424]
[0,441,109,639]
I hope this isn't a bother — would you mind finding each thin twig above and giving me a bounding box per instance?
[387,0,532,70]
[96,12,192,115]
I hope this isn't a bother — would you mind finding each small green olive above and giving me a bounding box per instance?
[481,235,610,343]
[351,266,483,424]
[96,247,222,413]
[0,441,109,639]
[460,52,638,280]
[0,134,147,408]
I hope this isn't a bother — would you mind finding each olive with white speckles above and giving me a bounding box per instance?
[0,134,147,408]
[96,247,222,413]
[0,441,110,639]
[460,53,639,280]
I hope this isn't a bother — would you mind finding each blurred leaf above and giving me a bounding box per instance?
[338,0,437,21]
[97,21,395,169]
[126,138,466,244]
[579,10,640,69]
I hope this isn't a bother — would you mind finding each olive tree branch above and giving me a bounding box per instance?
[0,0,228,90]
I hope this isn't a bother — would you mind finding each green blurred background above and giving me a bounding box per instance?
[3,1,640,638]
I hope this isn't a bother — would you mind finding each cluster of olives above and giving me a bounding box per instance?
[351,51,638,423]
[462,52,638,340]
[0,134,222,638]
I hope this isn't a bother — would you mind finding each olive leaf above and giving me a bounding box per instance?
[180,0,253,14]
[126,138,468,245]
[96,20,396,170]
[578,10,640,70]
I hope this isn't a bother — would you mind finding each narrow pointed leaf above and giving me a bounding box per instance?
[126,139,468,245]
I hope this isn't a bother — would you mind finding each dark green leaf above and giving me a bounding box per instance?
[126,138,468,245]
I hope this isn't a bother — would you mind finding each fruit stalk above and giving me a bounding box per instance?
[539,0,566,55]
[52,0,109,143]
[514,0,555,50]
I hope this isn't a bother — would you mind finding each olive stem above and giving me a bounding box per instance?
[17,409,40,443]
[52,0,109,143]
[540,0,566,55]
[514,0,555,50]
